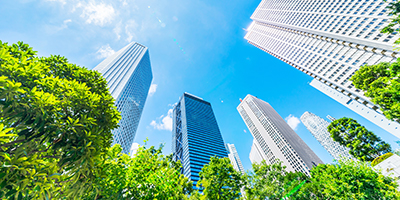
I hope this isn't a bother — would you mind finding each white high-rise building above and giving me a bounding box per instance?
[238,95,323,176]
[245,0,400,137]
[225,143,245,173]
[300,111,354,161]
[249,139,265,164]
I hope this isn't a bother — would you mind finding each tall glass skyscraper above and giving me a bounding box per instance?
[245,0,400,137]
[238,95,323,176]
[172,93,228,189]
[225,143,245,173]
[300,111,354,161]
[93,42,152,154]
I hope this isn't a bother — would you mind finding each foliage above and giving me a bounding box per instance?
[351,60,400,123]
[0,41,120,199]
[327,117,392,161]
[296,159,400,199]
[195,156,244,200]
[83,143,193,199]
[372,152,394,167]
[381,0,400,45]
[243,160,307,200]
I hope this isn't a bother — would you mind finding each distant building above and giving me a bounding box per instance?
[300,111,354,161]
[172,93,228,189]
[226,143,245,173]
[129,143,140,157]
[245,0,400,137]
[374,154,400,190]
[93,42,152,154]
[237,95,323,176]
[249,139,264,164]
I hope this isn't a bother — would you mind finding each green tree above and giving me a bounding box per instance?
[327,117,392,161]
[296,159,400,199]
[381,0,400,45]
[351,60,400,123]
[195,156,244,200]
[83,143,193,199]
[243,160,307,200]
[0,41,120,199]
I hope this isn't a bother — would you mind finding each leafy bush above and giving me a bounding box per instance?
[0,41,120,199]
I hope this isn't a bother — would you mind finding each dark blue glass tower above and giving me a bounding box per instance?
[172,93,228,189]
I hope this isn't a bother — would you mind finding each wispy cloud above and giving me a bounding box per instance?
[150,109,173,131]
[96,44,115,59]
[77,1,116,26]
[125,20,138,42]
[113,21,122,40]
[59,19,72,30]
[119,0,128,6]
[285,114,301,131]
[148,84,157,96]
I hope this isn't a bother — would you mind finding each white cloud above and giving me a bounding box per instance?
[150,109,173,131]
[125,20,138,42]
[119,0,128,6]
[148,84,157,96]
[78,1,116,26]
[64,19,72,24]
[285,114,301,131]
[96,44,115,59]
[56,19,72,31]
[113,22,122,40]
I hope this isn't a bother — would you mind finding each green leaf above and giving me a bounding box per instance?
[0,173,6,180]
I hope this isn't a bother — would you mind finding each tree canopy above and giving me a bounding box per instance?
[296,159,400,199]
[83,143,193,199]
[351,60,400,123]
[381,0,400,45]
[243,160,307,200]
[0,41,120,199]
[194,156,243,200]
[327,117,392,161]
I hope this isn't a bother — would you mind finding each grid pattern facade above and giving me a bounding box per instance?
[245,0,400,136]
[172,93,228,189]
[300,111,354,161]
[238,95,323,176]
[226,143,245,173]
[93,42,152,154]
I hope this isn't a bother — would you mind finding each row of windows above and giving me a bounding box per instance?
[252,0,397,44]
[244,97,310,175]
[246,22,397,102]
[111,50,152,154]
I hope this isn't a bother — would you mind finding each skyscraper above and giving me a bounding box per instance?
[226,143,245,173]
[172,93,228,189]
[93,42,152,154]
[249,139,265,164]
[237,95,323,176]
[245,0,400,137]
[300,111,354,161]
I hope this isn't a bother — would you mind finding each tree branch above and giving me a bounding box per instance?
[0,139,26,148]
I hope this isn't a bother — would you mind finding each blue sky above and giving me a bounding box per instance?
[1,0,399,171]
